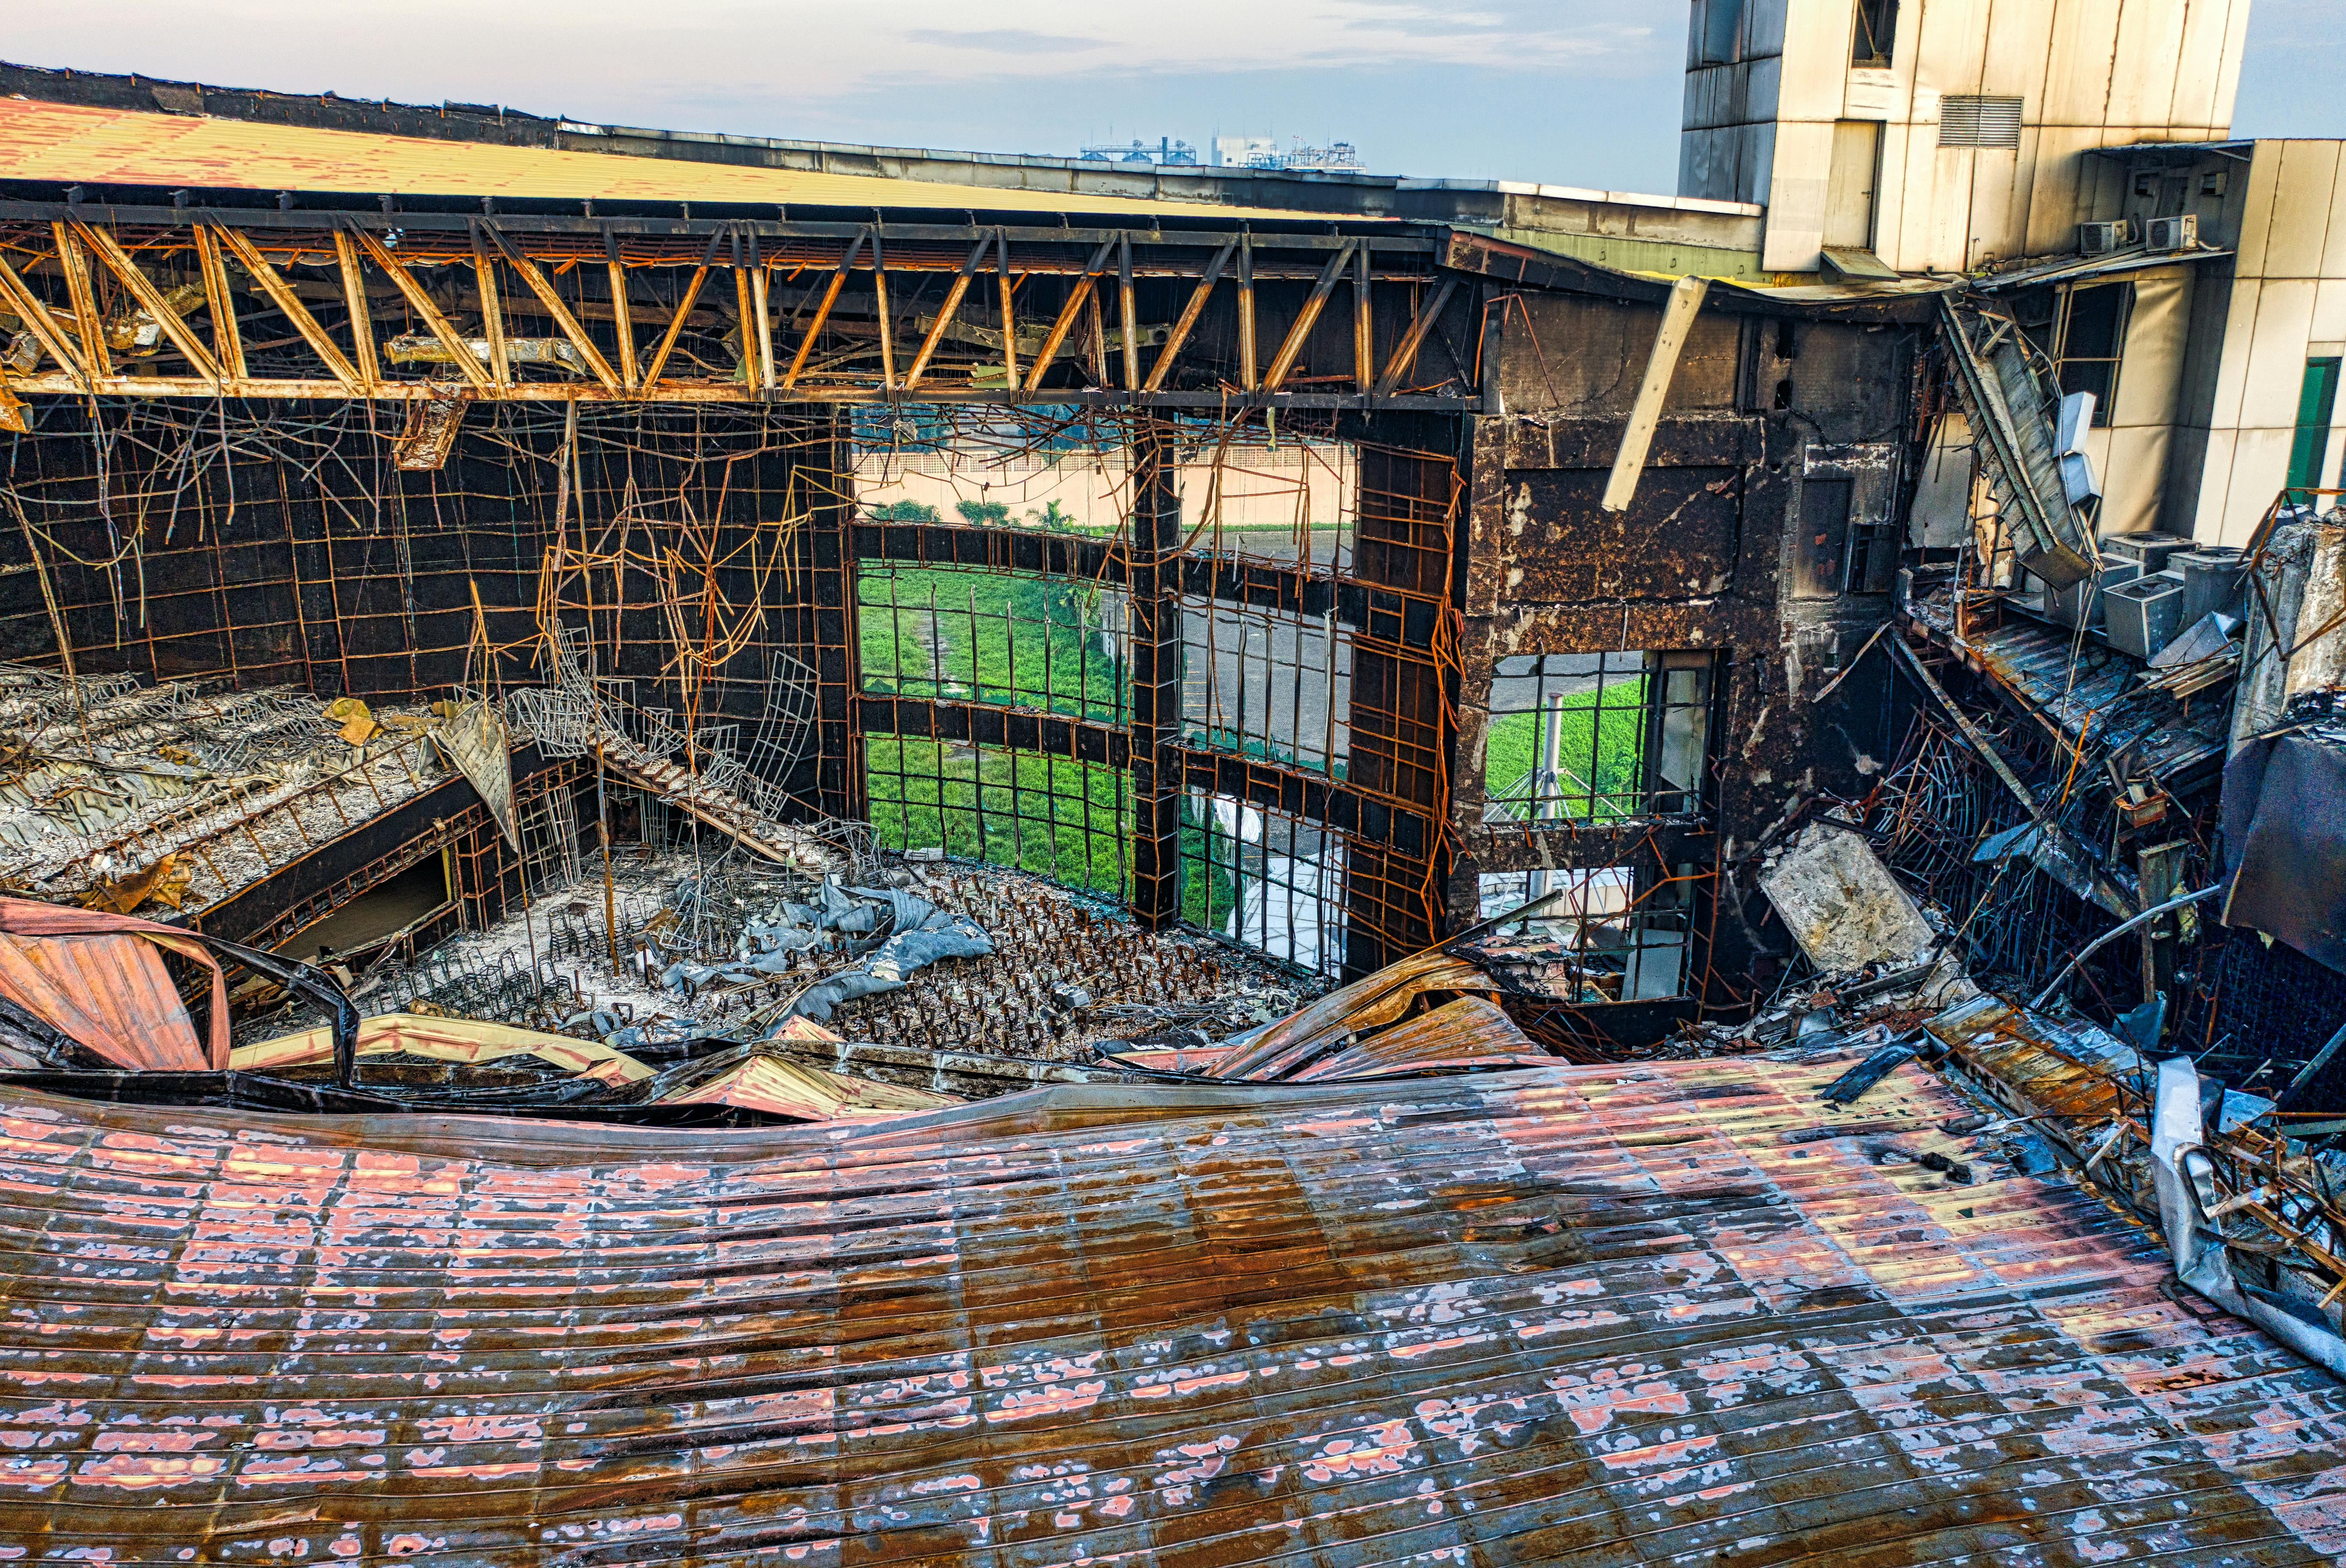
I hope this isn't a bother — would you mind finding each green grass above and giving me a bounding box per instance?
[1483,677,1650,822]
[864,736,1131,898]
[858,565,1125,725]
[1178,800,1241,932]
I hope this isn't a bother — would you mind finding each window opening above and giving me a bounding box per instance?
[1482,652,1711,823]
[1474,864,1694,1002]
[857,564,1128,726]
[863,735,1132,900]
[2053,282,2130,424]
[1853,0,1899,63]
[1180,793,1347,977]
[1180,595,1352,777]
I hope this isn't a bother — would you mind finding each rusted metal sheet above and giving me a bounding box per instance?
[0,1054,2343,1560]
[0,899,230,1069]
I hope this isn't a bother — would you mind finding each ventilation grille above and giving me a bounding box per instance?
[1940,95,2024,149]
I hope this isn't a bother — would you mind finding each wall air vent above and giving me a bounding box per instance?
[2145,214,2199,252]
[1939,95,2024,149]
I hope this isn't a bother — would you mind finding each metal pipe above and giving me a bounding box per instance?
[2027,884,2226,1012]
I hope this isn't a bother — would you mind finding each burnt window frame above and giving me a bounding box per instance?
[2053,280,2133,428]
[1480,650,1717,825]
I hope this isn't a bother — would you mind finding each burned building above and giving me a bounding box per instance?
[1,0,2346,1557]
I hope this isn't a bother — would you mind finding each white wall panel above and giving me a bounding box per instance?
[2113,267,2194,429]
[2169,0,2233,128]
[2312,281,2346,348]
[2099,424,2176,537]
[2210,0,2250,132]
[2108,0,2191,125]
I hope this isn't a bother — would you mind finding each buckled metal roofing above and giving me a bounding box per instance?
[1,1051,2341,1561]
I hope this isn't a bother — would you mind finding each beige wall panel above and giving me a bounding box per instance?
[2167,0,2233,128]
[1914,0,1992,97]
[2316,171,2346,284]
[2314,281,2346,349]
[2041,0,2125,125]
[2112,266,2194,428]
[2206,278,2264,430]
[1871,122,1916,267]
[2183,425,2235,539]
[2023,126,2095,255]
[2261,143,2340,280]
[1983,0,2058,103]
[2222,425,2296,543]
[1971,133,2035,266]
[2239,278,2319,432]
[1779,0,1855,120]
[2209,0,2250,133]
[1764,120,1838,268]
[2233,142,2285,278]
[2097,423,2175,537]
[2106,0,2190,126]
[1884,124,1948,269]
[1928,150,1982,271]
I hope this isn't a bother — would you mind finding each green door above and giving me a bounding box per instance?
[2287,357,2341,503]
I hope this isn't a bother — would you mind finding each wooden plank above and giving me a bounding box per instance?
[1143,240,1234,394]
[751,263,775,392]
[904,235,993,390]
[50,222,112,381]
[212,227,363,391]
[331,229,379,394]
[73,222,222,388]
[1237,234,1258,391]
[604,229,638,389]
[1352,242,1373,392]
[1118,234,1139,392]
[1263,241,1354,392]
[350,228,492,389]
[642,230,725,389]
[487,225,620,390]
[0,251,91,387]
[192,226,248,386]
[469,226,512,387]
[872,236,895,391]
[1022,239,1115,393]
[1372,275,1458,398]
[996,231,1018,389]
[783,231,865,390]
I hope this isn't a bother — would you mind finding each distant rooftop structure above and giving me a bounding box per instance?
[1215,136,1363,173]
[1078,136,1200,166]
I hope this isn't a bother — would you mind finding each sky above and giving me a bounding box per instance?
[9,0,2343,196]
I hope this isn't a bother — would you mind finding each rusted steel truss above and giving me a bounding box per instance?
[0,209,1465,409]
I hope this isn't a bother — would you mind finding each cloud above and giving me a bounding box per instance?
[901,29,1112,54]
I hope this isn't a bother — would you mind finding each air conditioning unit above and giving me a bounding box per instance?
[2145,214,2199,252]
[2079,220,2135,255]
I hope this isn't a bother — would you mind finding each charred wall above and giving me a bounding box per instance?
[1449,292,1923,1039]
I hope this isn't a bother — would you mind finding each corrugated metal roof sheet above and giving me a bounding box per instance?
[0,98,1324,220]
[0,1052,2340,1561]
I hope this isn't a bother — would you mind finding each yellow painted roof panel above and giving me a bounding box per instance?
[0,98,1318,220]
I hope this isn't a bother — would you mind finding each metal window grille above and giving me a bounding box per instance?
[1180,594,1353,777]
[1476,864,1694,1002]
[857,563,1129,725]
[1482,651,1713,824]
[863,734,1131,900]
[1179,792,1347,977]
[1939,96,2024,150]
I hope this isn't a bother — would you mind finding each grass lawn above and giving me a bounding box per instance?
[864,736,1131,899]
[1483,676,1650,821]
[858,565,1124,724]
